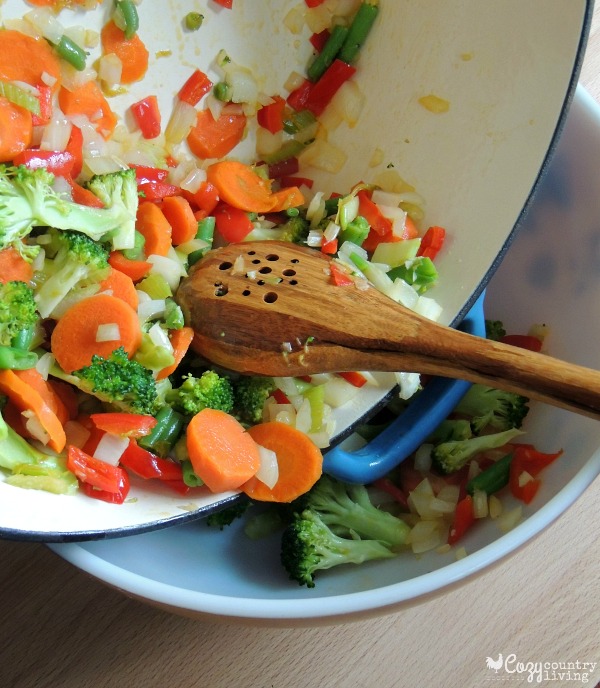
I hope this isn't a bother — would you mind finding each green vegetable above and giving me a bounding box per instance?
[51,347,159,416]
[181,458,203,487]
[431,427,524,475]
[281,509,396,588]
[259,140,305,166]
[52,35,87,71]
[387,256,439,294]
[114,0,140,38]
[0,346,37,370]
[133,332,175,371]
[454,384,530,433]
[338,215,370,246]
[427,418,473,444]
[213,82,233,102]
[206,501,250,529]
[121,230,146,261]
[307,24,350,82]
[232,375,276,425]
[184,12,204,31]
[245,215,310,245]
[0,80,40,115]
[0,166,138,252]
[33,229,110,319]
[0,281,39,349]
[485,319,507,341]
[166,370,234,416]
[466,452,513,496]
[139,406,184,457]
[164,299,185,329]
[338,0,380,64]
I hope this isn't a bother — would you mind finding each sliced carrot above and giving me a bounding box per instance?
[108,251,152,282]
[0,247,34,284]
[186,408,261,493]
[241,421,323,502]
[0,30,61,94]
[136,201,172,257]
[99,266,139,310]
[160,196,198,246]
[0,369,66,453]
[206,161,274,213]
[14,368,70,427]
[0,98,33,163]
[58,81,117,139]
[156,326,194,380]
[267,185,305,212]
[50,293,142,373]
[187,108,247,160]
[100,20,149,84]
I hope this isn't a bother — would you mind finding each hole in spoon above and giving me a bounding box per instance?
[283,268,296,277]
[218,261,233,271]
[264,292,278,303]
[265,254,279,262]
[214,282,228,296]
[259,267,272,274]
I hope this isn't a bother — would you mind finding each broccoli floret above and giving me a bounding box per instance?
[33,229,110,318]
[50,346,159,415]
[281,509,397,588]
[0,281,39,348]
[300,474,411,547]
[455,384,530,433]
[485,319,507,341]
[245,215,310,244]
[0,410,78,494]
[206,500,250,530]
[431,427,524,475]
[232,375,276,425]
[0,165,138,252]
[166,370,234,416]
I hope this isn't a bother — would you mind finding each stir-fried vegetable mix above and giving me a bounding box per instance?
[0,0,563,583]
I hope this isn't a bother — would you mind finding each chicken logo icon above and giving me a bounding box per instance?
[486,654,503,673]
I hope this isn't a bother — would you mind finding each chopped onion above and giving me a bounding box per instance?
[414,296,443,322]
[165,100,197,145]
[93,432,130,466]
[40,116,72,153]
[413,443,433,472]
[322,376,360,407]
[283,6,306,34]
[294,398,313,434]
[298,138,347,174]
[147,254,186,292]
[84,154,128,176]
[472,489,489,519]
[98,53,123,87]
[137,298,166,322]
[96,323,121,342]
[254,444,279,489]
[329,79,365,128]
[395,371,421,400]
[148,322,173,353]
[22,410,50,445]
[25,8,64,44]
[35,352,55,381]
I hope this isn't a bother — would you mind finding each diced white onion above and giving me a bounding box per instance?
[40,116,72,153]
[22,410,50,446]
[283,7,306,34]
[165,100,197,145]
[294,398,313,434]
[35,352,55,381]
[391,278,419,310]
[414,443,433,472]
[84,154,128,176]
[137,298,166,322]
[283,70,306,93]
[96,323,121,342]
[93,432,130,466]
[227,68,259,108]
[254,444,279,489]
[98,53,123,87]
[147,254,186,292]
[323,376,360,407]
[148,322,174,353]
[414,296,443,322]
[329,79,365,128]
[298,138,347,174]
[25,8,64,44]
[395,371,421,400]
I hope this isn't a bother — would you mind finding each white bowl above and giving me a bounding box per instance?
[49,88,600,623]
[0,0,592,538]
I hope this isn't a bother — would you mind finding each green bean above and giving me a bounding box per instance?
[323,196,340,216]
[466,452,513,496]
[114,0,140,39]
[195,216,216,243]
[339,0,380,65]
[0,346,38,370]
[138,407,184,456]
[10,326,36,352]
[181,459,204,487]
[53,35,87,72]
[307,24,349,82]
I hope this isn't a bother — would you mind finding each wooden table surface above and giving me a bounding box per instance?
[2,9,600,688]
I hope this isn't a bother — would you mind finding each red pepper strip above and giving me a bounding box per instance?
[272,389,290,404]
[185,180,220,214]
[68,179,105,208]
[305,0,326,6]
[372,477,409,510]
[30,84,53,126]
[214,0,233,7]
[330,262,354,286]
[310,29,330,52]
[138,180,181,201]
[162,479,191,495]
[119,440,184,481]
[178,69,213,106]
[66,125,84,179]
[13,149,75,177]
[130,164,169,185]
[80,479,130,504]
[213,203,254,243]
[67,445,131,497]
[500,334,543,352]
[321,237,338,254]
[448,494,475,544]
[337,371,368,387]
[90,412,157,438]
[130,95,161,139]
[286,78,313,112]
[279,175,314,189]
[268,156,299,179]
[358,190,392,236]
[304,59,356,116]
[417,225,446,260]
[509,444,563,504]
[108,251,152,282]
[257,95,286,134]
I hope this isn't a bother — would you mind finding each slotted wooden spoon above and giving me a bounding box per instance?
[176,241,600,420]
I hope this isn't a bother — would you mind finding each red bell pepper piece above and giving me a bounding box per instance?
[130,95,161,139]
[68,179,105,208]
[305,0,326,6]
[287,78,313,112]
[178,69,213,106]
[337,371,368,387]
[310,29,330,53]
[268,157,300,179]
[357,190,393,236]
[67,445,131,502]
[321,237,338,254]
[500,334,543,352]
[372,477,409,510]
[185,180,220,214]
[90,412,158,438]
[214,0,233,6]
[80,479,130,504]
[13,149,75,178]
[66,125,84,179]
[272,388,291,405]
[138,179,181,201]
[417,225,446,260]
[329,262,354,286]
[448,494,475,544]
[31,84,52,126]
[509,444,563,504]
[304,59,356,116]
[213,203,254,243]
[130,164,169,185]
[119,440,184,481]
[279,175,314,189]
[257,95,286,134]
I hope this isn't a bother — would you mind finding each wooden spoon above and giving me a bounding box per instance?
[176,241,600,420]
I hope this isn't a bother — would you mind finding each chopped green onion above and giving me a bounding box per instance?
[164,298,185,329]
[339,215,369,246]
[0,80,40,116]
[181,459,204,487]
[466,452,513,496]
[283,109,317,135]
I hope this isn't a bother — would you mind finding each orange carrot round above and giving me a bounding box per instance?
[160,196,198,245]
[108,251,152,282]
[51,293,142,373]
[0,98,33,163]
[136,201,172,257]
[0,247,34,284]
[206,160,275,213]
[156,326,194,380]
[0,369,66,453]
[101,20,149,84]
[267,186,305,212]
[241,422,323,502]
[186,408,261,493]
[187,108,247,160]
[58,81,117,139]
[99,266,139,310]
[0,30,61,93]
[14,368,70,426]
